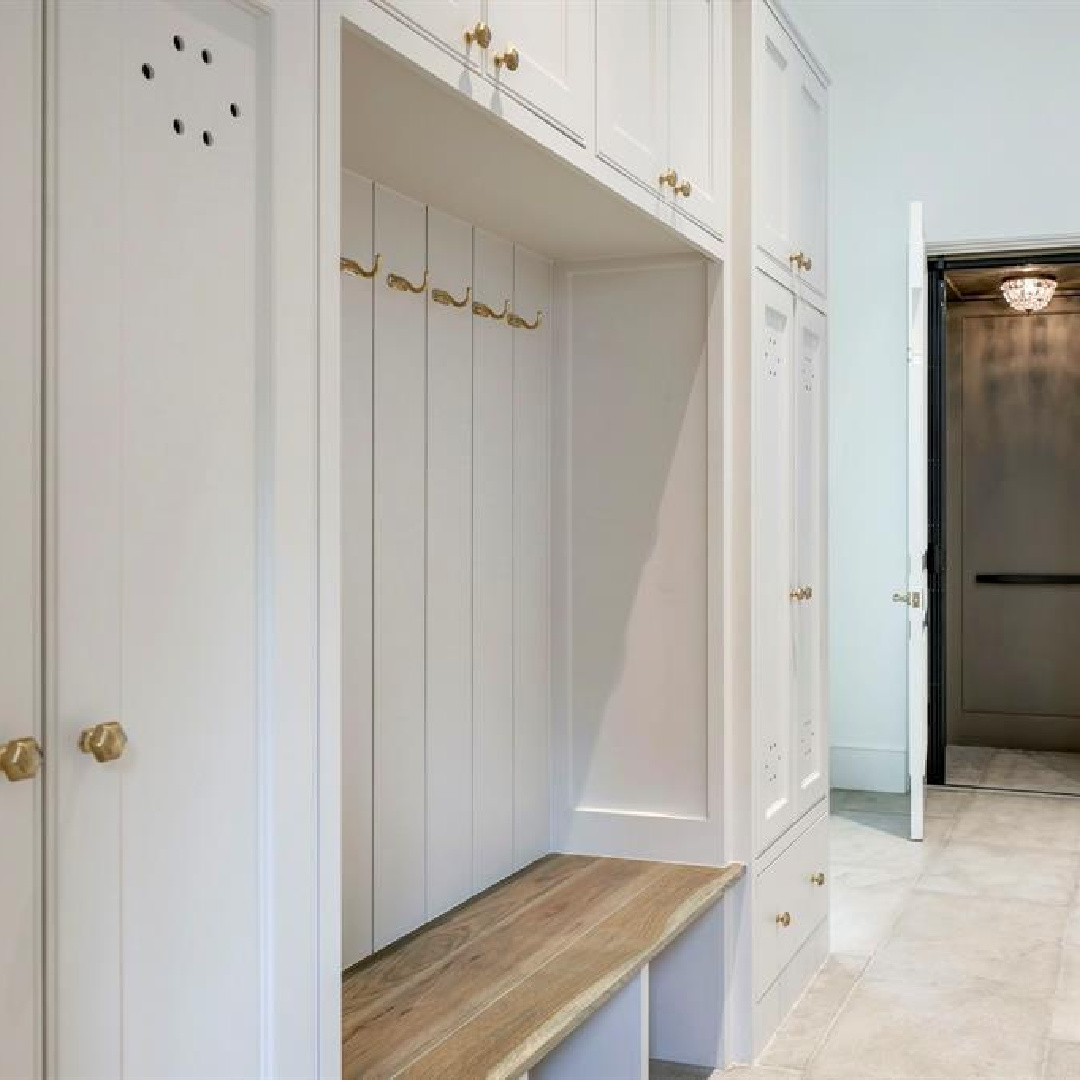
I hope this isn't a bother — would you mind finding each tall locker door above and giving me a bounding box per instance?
[596,0,669,193]
[793,303,827,817]
[511,247,551,868]
[752,271,796,854]
[794,63,828,302]
[484,0,593,140]
[372,186,428,948]
[473,230,515,888]
[387,0,483,58]
[341,172,375,968]
[754,3,798,280]
[668,0,727,237]
[426,209,475,918]
[0,2,42,1077]
[51,2,320,1075]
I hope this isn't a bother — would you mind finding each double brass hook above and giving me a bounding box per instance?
[340,253,381,279]
[387,268,429,294]
[508,310,543,331]
[432,285,472,308]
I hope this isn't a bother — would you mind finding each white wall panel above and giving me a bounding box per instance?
[512,247,552,867]
[425,209,475,916]
[473,229,516,888]
[373,185,428,946]
[341,170,374,967]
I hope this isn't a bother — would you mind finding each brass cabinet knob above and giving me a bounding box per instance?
[802,586,813,601]
[659,168,678,189]
[789,587,803,602]
[0,737,43,782]
[675,179,692,197]
[810,872,826,887]
[78,721,128,764]
[801,254,813,271]
[494,45,519,71]
[789,252,804,268]
[776,911,792,928]
[464,21,491,48]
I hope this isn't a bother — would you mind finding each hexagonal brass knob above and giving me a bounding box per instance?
[0,737,43,782]
[78,721,128,764]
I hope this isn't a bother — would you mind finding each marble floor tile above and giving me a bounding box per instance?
[829,871,913,957]
[1050,946,1080,1043]
[982,750,1080,797]
[950,791,1080,854]
[919,840,1080,905]
[926,786,975,819]
[806,975,1048,1079]
[830,811,948,874]
[946,745,995,786]
[1043,1038,1080,1079]
[866,891,1066,994]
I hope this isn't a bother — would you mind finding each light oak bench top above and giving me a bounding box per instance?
[342,853,745,1080]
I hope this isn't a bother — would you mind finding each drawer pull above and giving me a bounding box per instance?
[776,911,792,928]
[464,22,492,49]
[810,872,826,887]
[494,45,519,72]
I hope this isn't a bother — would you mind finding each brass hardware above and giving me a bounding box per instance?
[0,737,43,782]
[473,298,509,321]
[387,269,429,294]
[464,21,492,48]
[494,45,519,71]
[802,585,813,601]
[432,285,472,309]
[893,590,922,609]
[776,911,792,928]
[789,587,803,602]
[789,252,805,268]
[675,179,692,197]
[340,253,381,279]
[800,254,813,271]
[508,309,543,331]
[78,721,128,764]
[659,168,679,189]
[810,872,826,887]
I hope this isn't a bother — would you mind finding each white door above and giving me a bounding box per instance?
[485,0,592,139]
[793,302,828,817]
[0,3,42,1077]
[668,0,727,238]
[906,201,929,842]
[596,0,669,194]
[753,270,797,853]
[387,0,485,60]
[793,62,828,301]
[50,2,320,1075]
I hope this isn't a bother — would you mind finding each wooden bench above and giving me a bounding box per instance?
[342,854,745,1079]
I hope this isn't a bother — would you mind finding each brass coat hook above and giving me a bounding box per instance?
[387,268,429,294]
[340,253,381,279]
[432,285,472,309]
[508,309,543,331]
[473,298,509,320]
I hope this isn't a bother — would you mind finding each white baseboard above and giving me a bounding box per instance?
[829,745,907,794]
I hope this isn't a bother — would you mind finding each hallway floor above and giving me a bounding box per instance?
[733,786,1080,1078]
[947,746,1080,797]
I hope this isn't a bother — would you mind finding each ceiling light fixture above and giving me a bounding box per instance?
[1001,274,1057,314]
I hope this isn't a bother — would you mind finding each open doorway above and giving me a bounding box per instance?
[928,250,1080,795]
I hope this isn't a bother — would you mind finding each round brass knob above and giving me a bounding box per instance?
[659,168,679,189]
[0,737,43,782]
[675,179,692,197]
[810,872,826,887]
[801,254,813,271]
[78,721,128,764]
[776,911,792,928]
[494,45,519,71]
[464,21,491,49]
[789,587,802,602]
[789,252,804,268]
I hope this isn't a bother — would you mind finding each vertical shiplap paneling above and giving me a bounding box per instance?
[473,230,516,888]
[425,209,475,917]
[512,247,552,867]
[373,185,428,947]
[340,170,374,967]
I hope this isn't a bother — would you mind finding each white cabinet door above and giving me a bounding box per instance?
[597,0,669,192]
[794,63,828,301]
[387,0,484,59]
[668,0,727,238]
[52,2,320,1075]
[0,3,42,1078]
[485,0,593,140]
[753,271,797,854]
[754,2,798,278]
[793,302,827,818]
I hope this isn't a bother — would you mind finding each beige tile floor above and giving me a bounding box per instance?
[658,786,1080,1080]
[947,746,1080,797]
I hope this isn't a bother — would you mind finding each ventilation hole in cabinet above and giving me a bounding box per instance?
[173,34,185,51]
[173,118,185,135]
[229,102,241,119]
[201,47,213,64]
[141,63,155,80]
[202,130,214,147]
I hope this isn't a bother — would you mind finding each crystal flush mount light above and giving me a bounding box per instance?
[1001,274,1057,314]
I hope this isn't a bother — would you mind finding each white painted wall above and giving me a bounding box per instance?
[785,0,1080,791]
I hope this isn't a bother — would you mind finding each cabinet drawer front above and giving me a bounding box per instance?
[754,810,829,998]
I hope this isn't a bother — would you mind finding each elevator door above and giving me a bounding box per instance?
[948,300,1080,750]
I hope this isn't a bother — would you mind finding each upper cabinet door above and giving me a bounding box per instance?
[754,3,798,278]
[794,62,828,301]
[597,0,669,192]
[485,0,593,141]
[388,0,485,59]
[668,0,727,238]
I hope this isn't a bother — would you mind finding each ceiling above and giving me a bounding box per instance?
[945,262,1080,303]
